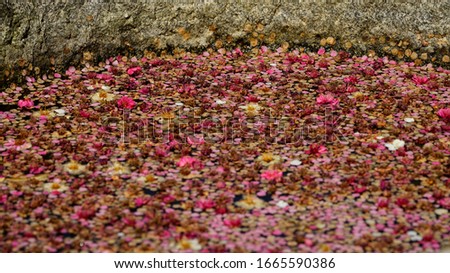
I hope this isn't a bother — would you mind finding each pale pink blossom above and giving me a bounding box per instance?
[318,47,326,55]
[4,139,31,151]
[127,66,142,76]
[26,76,35,83]
[177,156,203,170]
[437,108,450,120]
[261,169,283,182]
[316,94,339,106]
[177,156,195,167]
[18,98,34,109]
[187,135,205,145]
[260,46,268,54]
[65,66,76,75]
[233,48,243,56]
[97,73,113,82]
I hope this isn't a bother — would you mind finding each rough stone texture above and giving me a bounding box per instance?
[1,1,450,83]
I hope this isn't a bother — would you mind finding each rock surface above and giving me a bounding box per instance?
[1,1,450,83]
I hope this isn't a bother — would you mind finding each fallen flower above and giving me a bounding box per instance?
[344,75,358,84]
[318,47,326,55]
[224,217,242,228]
[236,195,266,209]
[305,143,328,155]
[186,135,205,146]
[64,161,86,175]
[177,156,203,170]
[176,238,202,251]
[245,95,260,102]
[261,169,283,182]
[18,98,34,109]
[438,197,450,209]
[376,197,389,208]
[91,90,115,102]
[117,96,136,109]
[177,156,196,168]
[4,139,31,151]
[240,103,262,116]
[412,75,429,85]
[196,198,215,210]
[437,108,450,120]
[257,153,281,166]
[134,197,148,207]
[79,110,91,118]
[159,109,176,120]
[127,66,142,76]
[108,162,130,175]
[33,109,54,119]
[385,139,405,151]
[43,181,68,193]
[2,46,450,253]
[316,94,339,106]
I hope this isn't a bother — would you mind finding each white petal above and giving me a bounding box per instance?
[54,109,66,116]
[393,139,405,148]
[189,239,202,250]
[385,143,396,151]
[276,200,289,208]
[404,117,415,123]
[290,159,302,166]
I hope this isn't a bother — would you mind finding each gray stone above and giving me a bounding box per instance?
[1,1,450,84]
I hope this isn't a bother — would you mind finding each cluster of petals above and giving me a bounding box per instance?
[316,94,339,106]
[117,96,136,109]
